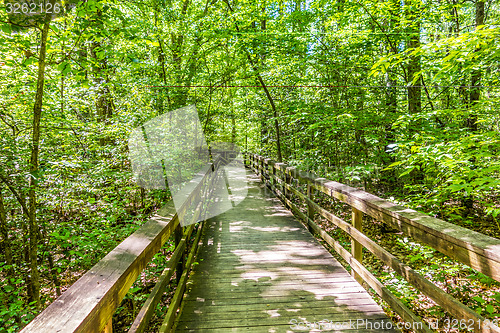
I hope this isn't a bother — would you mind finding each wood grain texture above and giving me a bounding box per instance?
[129,224,195,333]
[250,153,500,283]
[173,171,397,332]
[21,202,179,333]
[248,153,500,333]
[21,163,218,333]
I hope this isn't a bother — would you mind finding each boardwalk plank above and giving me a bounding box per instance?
[173,172,398,332]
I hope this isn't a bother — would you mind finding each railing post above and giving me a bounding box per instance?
[261,158,265,181]
[284,171,289,199]
[270,163,275,189]
[285,167,295,200]
[306,183,314,233]
[264,159,268,184]
[174,224,183,284]
[257,158,264,182]
[351,208,363,285]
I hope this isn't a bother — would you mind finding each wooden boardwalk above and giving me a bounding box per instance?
[174,171,398,332]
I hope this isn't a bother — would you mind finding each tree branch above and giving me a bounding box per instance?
[0,173,30,220]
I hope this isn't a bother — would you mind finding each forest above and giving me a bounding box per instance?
[0,0,499,331]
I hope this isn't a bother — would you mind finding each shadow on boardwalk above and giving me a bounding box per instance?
[174,172,398,332]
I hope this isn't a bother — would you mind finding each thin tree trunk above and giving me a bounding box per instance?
[0,187,19,324]
[0,188,13,277]
[230,89,236,143]
[154,1,171,112]
[467,0,485,132]
[406,0,421,115]
[28,19,51,310]
[157,39,169,113]
[223,0,282,162]
[91,10,113,145]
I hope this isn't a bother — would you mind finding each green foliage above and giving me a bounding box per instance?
[1,0,500,330]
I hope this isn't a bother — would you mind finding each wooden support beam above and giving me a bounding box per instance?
[174,224,183,284]
[159,222,205,333]
[351,207,363,285]
[306,183,314,234]
[247,154,500,283]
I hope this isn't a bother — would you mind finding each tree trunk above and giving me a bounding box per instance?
[157,39,169,113]
[91,10,113,145]
[0,188,13,278]
[406,0,421,115]
[230,90,237,143]
[154,4,169,114]
[223,0,282,162]
[28,19,51,310]
[467,0,485,132]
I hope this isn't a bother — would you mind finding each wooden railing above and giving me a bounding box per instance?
[21,159,224,333]
[246,153,500,333]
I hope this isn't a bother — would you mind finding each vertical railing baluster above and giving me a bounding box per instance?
[271,162,276,190]
[174,224,183,284]
[351,208,363,285]
[306,183,314,233]
[262,159,266,183]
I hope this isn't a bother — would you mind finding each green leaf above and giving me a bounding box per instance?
[472,296,486,304]
[485,305,495,314]
[1,24,12,34]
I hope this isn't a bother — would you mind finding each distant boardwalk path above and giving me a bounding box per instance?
[174,171,398,332]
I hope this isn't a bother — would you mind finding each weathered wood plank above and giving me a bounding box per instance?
[128,224,195,333]
[251,154,500,282]
[176,327,398,333]
[159,221,205,333]
[21,202,179,333]
[306,218,433,333]
[180,299,382,314]
[177,309,389,324]
[184,274,360,284]
[182,292,375,306]
[176,315,394,329]
[174,172,397,332]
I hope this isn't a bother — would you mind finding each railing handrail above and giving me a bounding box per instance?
[21,159,220,333]
[246,153,500,333]
[249,153,500,281]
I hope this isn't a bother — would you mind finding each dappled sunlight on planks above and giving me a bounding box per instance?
[174,171,398,332]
